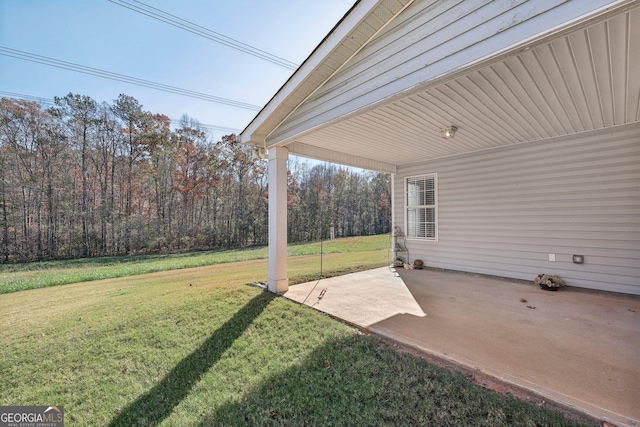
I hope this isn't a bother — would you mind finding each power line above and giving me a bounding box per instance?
[108,0,298,70]
[0,46,261,111]
[169,118,240,133]
[0,91,55,106]
[0,91,241,133]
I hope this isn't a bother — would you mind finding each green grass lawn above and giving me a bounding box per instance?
[0,236,594,426]
[0,235,391,294]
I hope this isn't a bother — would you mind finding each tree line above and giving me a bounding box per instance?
[0,94,390,262]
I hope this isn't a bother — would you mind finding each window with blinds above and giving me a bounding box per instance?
[406,174,437,240]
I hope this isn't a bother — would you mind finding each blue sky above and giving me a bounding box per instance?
[0,0,354,139]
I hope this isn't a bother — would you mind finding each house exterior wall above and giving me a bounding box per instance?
[268,0,622,146]
[393,123,640,295]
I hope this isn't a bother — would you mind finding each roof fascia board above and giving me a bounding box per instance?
[241,0,414,147]
[241,0,377,145]
[264,0,416,147]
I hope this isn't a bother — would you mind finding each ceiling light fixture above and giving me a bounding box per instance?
[440,125,457,139]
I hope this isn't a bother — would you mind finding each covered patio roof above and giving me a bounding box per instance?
[240,0,640,295]
[241,0,640,173]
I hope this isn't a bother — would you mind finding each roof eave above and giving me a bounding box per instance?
[240,0,414,147]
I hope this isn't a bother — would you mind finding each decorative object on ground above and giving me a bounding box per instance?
[413,259,424,269]
[394,257,405,267]
[534,274,565,291]
[403,263,414,270]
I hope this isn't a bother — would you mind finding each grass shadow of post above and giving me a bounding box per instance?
[108,291,275,427]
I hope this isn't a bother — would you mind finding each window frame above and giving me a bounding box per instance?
[404,173,438,241]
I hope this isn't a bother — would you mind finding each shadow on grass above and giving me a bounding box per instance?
[197,335,593,427]
[108,291,275,427]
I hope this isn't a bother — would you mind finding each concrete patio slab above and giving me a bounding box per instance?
[284,267,640,427]
[284,267,425,327]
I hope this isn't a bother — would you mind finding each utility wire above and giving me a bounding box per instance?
[0,90,55,106]
[0,91,242,133]
[108,0,298,70]
[169,118,240,133]
[0,46,261,111]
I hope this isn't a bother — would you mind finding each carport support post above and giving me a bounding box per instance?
[268,146,289,293]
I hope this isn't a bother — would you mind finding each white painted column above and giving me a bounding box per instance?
[268,146,289,293]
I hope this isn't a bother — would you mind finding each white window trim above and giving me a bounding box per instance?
[404,173,438,241]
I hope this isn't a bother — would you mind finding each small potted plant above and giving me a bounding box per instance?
[534,274,565,291]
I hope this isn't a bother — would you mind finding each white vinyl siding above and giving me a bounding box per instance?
[406,174,437,240]
[269,0,621,146]
[393,123,640,295]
